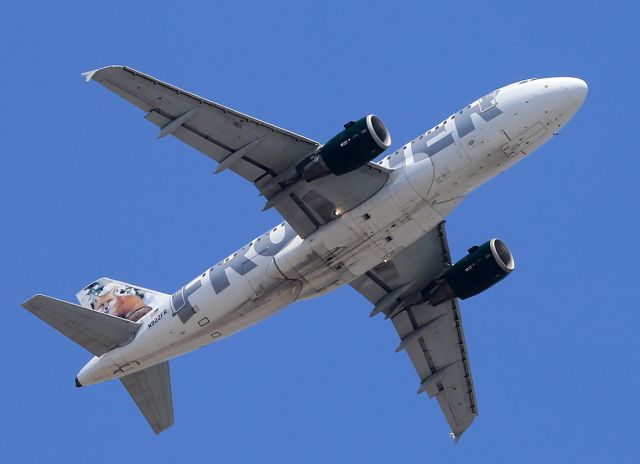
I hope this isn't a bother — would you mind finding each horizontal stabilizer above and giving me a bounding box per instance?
[121,361,174,434]
[22,295,141,356]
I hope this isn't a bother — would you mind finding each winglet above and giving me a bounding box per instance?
[81,69,99,82]
[81,65,126,82]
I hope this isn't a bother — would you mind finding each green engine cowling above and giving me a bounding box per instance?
[424,239,515,306]
[302,115,391,181]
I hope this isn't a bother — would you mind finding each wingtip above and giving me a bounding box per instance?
[81,69,98,82]
[81,65,126,82]
[20,294,43,308]
[449,429,467,443]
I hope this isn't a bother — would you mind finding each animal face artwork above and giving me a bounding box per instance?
[93,290,151,321]
[77,278,163,322]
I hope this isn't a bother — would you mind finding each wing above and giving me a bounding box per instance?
[84,65,390,237]
[21,295,141,357]
[120,361,174,434]
[349,222,478,440]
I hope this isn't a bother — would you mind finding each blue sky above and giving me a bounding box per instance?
[2,0,638,462]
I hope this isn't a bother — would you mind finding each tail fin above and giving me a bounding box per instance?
[24,278,174,433]
[121,361,174,434]
[76,277,169,322]
[21,295,141,356]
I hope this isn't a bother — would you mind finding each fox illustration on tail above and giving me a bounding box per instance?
[93,290,150,321]
[76,277,167,322]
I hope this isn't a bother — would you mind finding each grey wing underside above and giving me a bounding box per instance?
[350,223,478,440]
[120,361,174,434]
[84,65,390,238]
[21,295,141,357]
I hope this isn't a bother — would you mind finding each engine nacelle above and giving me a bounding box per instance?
[302,115,391,181]
[424,238,515,306]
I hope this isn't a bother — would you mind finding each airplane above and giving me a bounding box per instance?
[22,66,587,440]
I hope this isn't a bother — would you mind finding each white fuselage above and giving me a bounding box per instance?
[77,77,587,386]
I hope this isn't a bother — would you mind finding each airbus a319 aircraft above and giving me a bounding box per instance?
[22,66,587,440]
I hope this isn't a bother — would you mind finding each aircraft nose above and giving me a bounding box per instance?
[561,77,588,108]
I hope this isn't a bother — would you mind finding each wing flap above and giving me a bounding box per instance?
[21,295,141,356]
[120,361,174,434]
[145,110,229,160]
[144,108,281,182]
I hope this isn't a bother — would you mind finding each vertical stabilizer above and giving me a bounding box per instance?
[77,277,169,322]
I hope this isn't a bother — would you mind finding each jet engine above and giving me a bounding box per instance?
[301,115,391,181]
[424,239,515,306]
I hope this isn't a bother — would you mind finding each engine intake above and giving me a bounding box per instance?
[424,238,515,306]
[302,115,391,181]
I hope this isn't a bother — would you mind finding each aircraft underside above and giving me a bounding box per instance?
[22,66,587,439]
